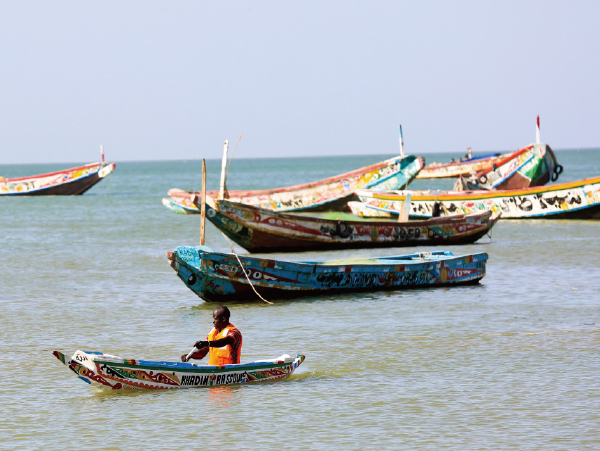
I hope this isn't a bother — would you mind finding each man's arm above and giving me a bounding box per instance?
[181,345,209,362]
[180,335,235,362]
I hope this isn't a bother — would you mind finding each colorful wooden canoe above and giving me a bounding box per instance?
[53,350,304,390]
[166,245,489,302]
[0,162,116,196]
[203,198,498,252]
[349,175,600,219]
[163,155,425,213]
[416,151,512,179]
[457,144,560,190]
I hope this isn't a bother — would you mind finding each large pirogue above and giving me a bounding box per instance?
[167,245,489,302]
[163,155,424,213]
[203,198,498,252]
[53,350,305,390]
[350,175,600,220]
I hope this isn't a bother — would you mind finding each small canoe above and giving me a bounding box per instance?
[163,155,424,213]
[53,350,305,390]
[457,144,560,190]
[204,198,498,252]
[166,245,489,302]
[416,151,511,179]
[350,175,600,219]
[0,162,115,196]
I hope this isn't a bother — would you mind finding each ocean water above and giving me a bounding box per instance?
[1,149,599,450]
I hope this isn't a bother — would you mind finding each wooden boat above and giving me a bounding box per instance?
[349,175,600,219]
[166,245,489,302]
[416,151,512,179]
[163,155,425,213]
[53,349,304,390]
[0,162,116,196]
[456,143,561,190]
[203,198,499,252]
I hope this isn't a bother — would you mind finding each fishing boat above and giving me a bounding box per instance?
[349,175,600,219]
[0,161,116,196]
[166,245,489,302]
[416,151,511,179]
[53,350,304,390]
[455,143,561,190]
[163,155,425,213]
[203,198,498,252]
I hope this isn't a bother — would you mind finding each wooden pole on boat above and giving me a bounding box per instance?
[219,140,229,199]
[200,159,206,246]
[536,115,540,144]
[398,193,411,222]
[100,145,105,163]
[398,125,405,158]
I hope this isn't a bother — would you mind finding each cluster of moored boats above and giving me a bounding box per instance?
[8,121,599,390]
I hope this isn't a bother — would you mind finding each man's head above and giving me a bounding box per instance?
[212,306,231,330]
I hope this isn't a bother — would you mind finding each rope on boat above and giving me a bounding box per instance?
[221,233,273,304]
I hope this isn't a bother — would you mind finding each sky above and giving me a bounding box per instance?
[1,1,599,164]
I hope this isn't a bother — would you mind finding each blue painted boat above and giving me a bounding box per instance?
[166,246,488,302]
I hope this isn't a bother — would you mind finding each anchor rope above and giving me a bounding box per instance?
[221,233,273,304]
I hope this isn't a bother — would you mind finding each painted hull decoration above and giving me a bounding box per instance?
[53,350,305,390]
[0,162,116,196]
[456,144,561,190]
[349,175,600,220]
[167,245,489,302]
[163,155,425,213]
[416,152,512,179]
[204,198,498,252]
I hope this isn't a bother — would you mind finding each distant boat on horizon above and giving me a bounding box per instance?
[0,161,116,196]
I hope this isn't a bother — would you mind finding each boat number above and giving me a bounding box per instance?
[75,353,88,362]
[215,264,239,273]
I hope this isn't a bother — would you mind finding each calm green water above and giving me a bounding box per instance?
[1,149,599,450]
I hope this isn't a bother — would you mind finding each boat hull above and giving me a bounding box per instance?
[351,175,600,219]
[53,350,305,390]
[167,246,489,302]
[0,162,115,196]
[416,152,510,179]
[206,199,498,253]
[164,155,424,213]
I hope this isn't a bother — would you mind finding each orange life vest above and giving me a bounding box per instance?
[207,324,242,365]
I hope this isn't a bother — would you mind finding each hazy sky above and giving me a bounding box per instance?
[1,1,598,164]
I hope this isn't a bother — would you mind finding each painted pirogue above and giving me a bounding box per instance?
[203,198,498,252]
[167,245,489,302]
[163,155,424,213]
[457,143,561,191]
[349,175,600,219]
[53,350,305,390]
[0,162,115,195]
[416,151,511,179]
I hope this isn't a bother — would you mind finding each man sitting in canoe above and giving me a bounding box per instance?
[181,306,243,365]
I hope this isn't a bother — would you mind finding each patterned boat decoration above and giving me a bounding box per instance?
[457,143,560,190]
[163,155,424,213]
[53,350,304,390]
[349,175,600,219]
[416,151,512,179]
[167,245,489,302]
[204,198,498,252]
[0,162,115,196]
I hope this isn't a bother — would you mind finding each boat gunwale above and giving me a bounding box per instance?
[91,356,304,374]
